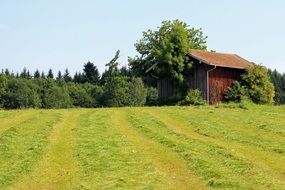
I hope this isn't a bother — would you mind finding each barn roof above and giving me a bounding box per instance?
[189,50,252,69]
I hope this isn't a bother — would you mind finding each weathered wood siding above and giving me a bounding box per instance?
[185,64,208,100]
[158,64,208,100]
[209,67,244,104]
[157,77,174,99]
[157,60,244,104]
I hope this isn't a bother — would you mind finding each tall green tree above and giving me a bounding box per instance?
[83,62,100,84]
[34,70,41,78]
[63,69,72,82]
[41,71,46,79]
[47,69,54,79]
[56,71,63,81]
[129,20,207,87]
[101,50,120,84]
[20,67,31,79]
[268,69,285,104]
[102,77,130,107]
[105,50,120,76]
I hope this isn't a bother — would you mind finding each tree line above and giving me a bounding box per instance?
[0,51,158,109]
[268,69,285,104]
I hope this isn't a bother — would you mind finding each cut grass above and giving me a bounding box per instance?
[74,110,165,189]
[111,109,206,190]
[0,110,62,188]
[12,110,82,190]
[0,106,284,189]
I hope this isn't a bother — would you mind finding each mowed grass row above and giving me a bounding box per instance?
[0,106,284,189]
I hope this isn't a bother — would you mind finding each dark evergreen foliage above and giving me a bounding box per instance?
[268,69,285,104]
[83,62,100,84]
[0,64,149,109]
[47,69,54,79]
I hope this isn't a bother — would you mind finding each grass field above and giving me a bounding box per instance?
[0,106,284,190]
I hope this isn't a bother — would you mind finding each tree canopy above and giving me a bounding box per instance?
[83,62,100,84]
[129,20,207,86]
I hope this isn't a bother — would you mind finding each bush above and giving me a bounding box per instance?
[242,65,275,104]
[178,89,205,105]
[128,78,147,106]
[225,81,246,103]
[145,87,158,106]
[224,65,275,105]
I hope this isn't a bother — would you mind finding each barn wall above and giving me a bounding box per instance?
[157,61,245,104]
[157,77,174,99]
[157,63,208,101]
[185,64,208,100]
[208,67,244,104]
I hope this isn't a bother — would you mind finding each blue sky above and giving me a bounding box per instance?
[0,0,285,75]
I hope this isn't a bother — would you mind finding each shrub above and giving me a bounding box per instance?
[242,65,275,104]
[145,87,158,106]
[225,81,246,103]
[178,89,205,105]
[128,78,147,106]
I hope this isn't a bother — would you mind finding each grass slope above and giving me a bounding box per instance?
[0,106,284,189]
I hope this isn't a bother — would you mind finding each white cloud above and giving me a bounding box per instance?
[0,24,9,30]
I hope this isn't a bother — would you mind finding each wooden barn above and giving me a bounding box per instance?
[157,50,252,104]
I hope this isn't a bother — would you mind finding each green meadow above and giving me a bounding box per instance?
[0,106,284,190]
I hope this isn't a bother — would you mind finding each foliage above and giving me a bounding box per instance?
[268,69,285,104]
[34,70,41,78]
[20,67,32,79]
[89,85,104,107]
[102,77,147,107]
[178,89,205,105]
[0,74,8,108]
[225,81,246,103]
[67,83,94,108]
[128,78,147,106]
[2,78,41,109]
[242,64,275,104]
[102,77,131,107]
[41,79,72,108]
[47,69,54,79]
[225,65,275,105]
[101,50,121,84]
[145,87,158,106]
[83,62,100,84]
[63,69,72,82]
[129,19,207,89]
